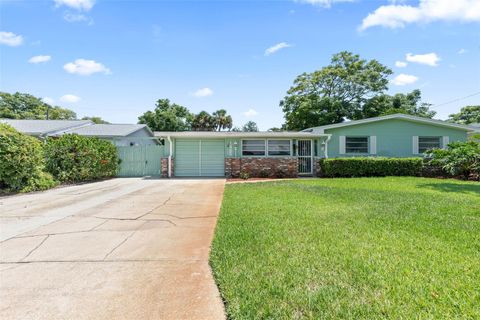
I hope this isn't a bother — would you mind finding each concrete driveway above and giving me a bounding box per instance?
[0,178,226,320]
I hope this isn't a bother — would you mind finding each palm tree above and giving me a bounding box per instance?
[213,109,233,131]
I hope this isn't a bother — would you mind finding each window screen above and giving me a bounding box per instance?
[242,140,266,156]
[268,140,291,156]
[418,136,441,153]
[346,137,369,154]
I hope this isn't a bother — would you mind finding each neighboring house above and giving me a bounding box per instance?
[0,119,158,146]
[304,114,474,158]
[0,119,93,138]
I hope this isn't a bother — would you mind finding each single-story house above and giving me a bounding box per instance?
[151,114,475,178]
[304,113,474,158]
[0,119,158,146]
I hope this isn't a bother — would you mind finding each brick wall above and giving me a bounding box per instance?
[161,157,174,178]
[225,157,298,178]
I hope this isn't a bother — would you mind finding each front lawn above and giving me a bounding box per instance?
[210,177,480,319]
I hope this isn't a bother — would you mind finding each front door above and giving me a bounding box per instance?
[297,140,313,175]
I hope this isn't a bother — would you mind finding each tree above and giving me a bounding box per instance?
[242,121,259,132]
[138,99,193,131]
[448,106,480,125]
[357,89,436,119]
[0,92,76,120]
[191,111,216,131]
[212,109,233,131]
[81,116,109,124]
[280,51,393,130]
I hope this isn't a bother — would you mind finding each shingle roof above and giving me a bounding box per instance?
[0,119,93,136]
[304,113,475,133]
[63,124,151,137]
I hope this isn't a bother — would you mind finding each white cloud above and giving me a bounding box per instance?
[64,59,111,75]
[193,87,213,97]
[243,108,258,117]
[60,94,81,103]
[264,42,292,56]
[63,12,93,24]
[406,52,440,66]
[42,97,55,105]
[457,48,467,54]
[0,31,23,46]
[395,61,407,68]
[54,0,95,11]
[28,55,51,64]
[360,0,480,30]
[295,0,353,8]
[391,73,418,86]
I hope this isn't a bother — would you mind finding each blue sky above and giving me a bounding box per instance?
[1,0,479,130]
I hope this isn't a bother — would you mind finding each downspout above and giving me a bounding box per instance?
[324,135,332,159]
[167,136,173,178]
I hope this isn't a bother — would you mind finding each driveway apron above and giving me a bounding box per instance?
[0,178,226,320]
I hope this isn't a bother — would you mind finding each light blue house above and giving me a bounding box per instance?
[305,113,474,158]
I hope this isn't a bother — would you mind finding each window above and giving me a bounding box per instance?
[268,140,291,156]
[242,140,265,156]
[418,136,441,153]
[346,137,369,154]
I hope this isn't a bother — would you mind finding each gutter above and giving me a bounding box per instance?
[167,135,172,178]
[324,134,332,158]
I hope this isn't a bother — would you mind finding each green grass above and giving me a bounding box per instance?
[210,177,480,319]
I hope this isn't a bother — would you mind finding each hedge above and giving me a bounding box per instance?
[319,157,423,178]
[44,134,119,183]
[0,124,57,192]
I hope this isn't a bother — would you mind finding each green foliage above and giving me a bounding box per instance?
[357,89,436,119]
[138,98,194,131]
[448,105,480,124]
[212,109,233,131]
[0,124,57,192]
[426,141,480,180]
[242,121,259,132]
[0,91,76,120]
[280,51,393,130]
[81,116,109,124]
[191,110,216,131]
[239,171,250,180]
[44,134,119,182]
[319,157,423,177]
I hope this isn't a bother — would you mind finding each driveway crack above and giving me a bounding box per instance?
[21,235,49,261]
[102,221,146,260]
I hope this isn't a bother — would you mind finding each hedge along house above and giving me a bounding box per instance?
[154,131,331,178]
[304,114,475,158]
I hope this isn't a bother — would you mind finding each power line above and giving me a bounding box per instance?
[430,91,480,109]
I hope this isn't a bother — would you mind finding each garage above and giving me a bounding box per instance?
[174,139,225,177]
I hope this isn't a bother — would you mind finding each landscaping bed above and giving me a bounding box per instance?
[211,177,480,319]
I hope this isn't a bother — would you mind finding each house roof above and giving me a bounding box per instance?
[154,131,329,138]
[61,124,153,137]
[0,119,93,136]
[303,114,476,133]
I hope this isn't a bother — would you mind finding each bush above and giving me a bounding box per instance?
[44,134,119,182]
[425,141,480,180]
[319,157,423,178]
[240,171,250,180]
[0,124,56,192]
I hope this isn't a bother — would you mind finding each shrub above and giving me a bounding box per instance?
[0,124,56,192]
[319,157,423,178]
[44,134,119,182]
[425,141,480,180]
[259,169,270,178]
[240,171,250,180]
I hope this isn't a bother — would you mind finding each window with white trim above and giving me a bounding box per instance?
[418,136,441,153]
[346,137,369,154]
[242,140,266,156]
[268,140,291,156]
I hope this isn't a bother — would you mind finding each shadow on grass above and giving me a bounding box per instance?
[417,182,480,195]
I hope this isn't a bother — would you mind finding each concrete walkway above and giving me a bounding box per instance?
[0,178,226,320]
